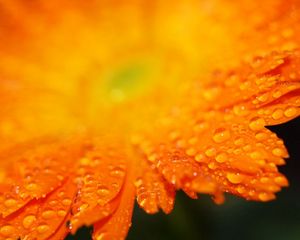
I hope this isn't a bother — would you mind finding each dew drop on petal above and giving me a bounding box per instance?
[62,198,72,206]
[272,109,284,120]
[274,176,288,186]
[42,210,56,219]
[37,224,50,234]
[97,186,110,197]
[234,137,245,146]
[110,167,126,178]
[186,148,197,156]
[284,107,298,118]
[57,191,65,198]
[257,93,269,102]
[147,154,157,163]
[49,200,58,206]
[194,153,206,163]
[258,192,275,202]
[213,128,231,143]
[205,147,217,157]
[208,162,217,170]
[250,151,263,160]
[0,225,14,236]
[242,144,252,152]
[22,215,37,229]
[255,132,268,141]
[272,90,282,98]
[57,210,67,217]
[226,173,244,184]
[25,183,38,191]
[249,117,266,131]
[215,153,228,163]
[134,178,143,188]
[4,198,17,208]
[237,185,246,194]
[272,148,284,157]
[260,177,270,184]
[233,105,249,116]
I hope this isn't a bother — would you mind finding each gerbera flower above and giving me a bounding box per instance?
[0,0,299,239]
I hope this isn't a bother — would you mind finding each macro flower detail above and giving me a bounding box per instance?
[0,0,299,239]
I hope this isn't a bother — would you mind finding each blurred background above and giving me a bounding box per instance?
[67,117,300,240]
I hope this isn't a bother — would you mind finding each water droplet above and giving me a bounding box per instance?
[272,90,282,98]
[284,107,297,118]
[215,153,228,163]
[57,175,64,181]
[233,148,242,155]
[57,191,65,198]
[272,148,284,157]
[260,177,270,184]
[49,200,58,206]
[233,105,249,116]
[110,167,126,178]
[237,185,246,194]
[227,173,244,184]
[194,153,206,163]
[249,190,256,197]
[147,153,157,163]
[37,224,50,234]
[271,109,284,120]
[242,145,252,152]
[249,117,266,131]
[255,132,268,141]
[97,187,110,197]
[62,198,72,206]
[250,151,263,160]
[4,198,17,208]
[25,183,38,191]
[186,148,197,156]
[258,192,275,202]
[208,162,217,170]
[22,215,36,229]
[42,210,56,219]
[79,203,89,212]
[193,122,208,132]
[134,178,143,188]
[257,93,269,102]
[205,147,216,157]
[274,176,288,186]
[234,138,245,146]
[239,81,251,90]
[213,128,231,143]
[0,225,14,236]
[57,210,67,217]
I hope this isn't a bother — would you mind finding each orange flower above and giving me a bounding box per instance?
[0,0,299,239]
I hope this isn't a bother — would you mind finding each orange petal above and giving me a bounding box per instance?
[0,178,76,239]
[0,139,80,217]
[69,141,127,233]
[93,164,136,240]
[135,159,175,214]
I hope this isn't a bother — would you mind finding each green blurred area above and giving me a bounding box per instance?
[67,119,300,240]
